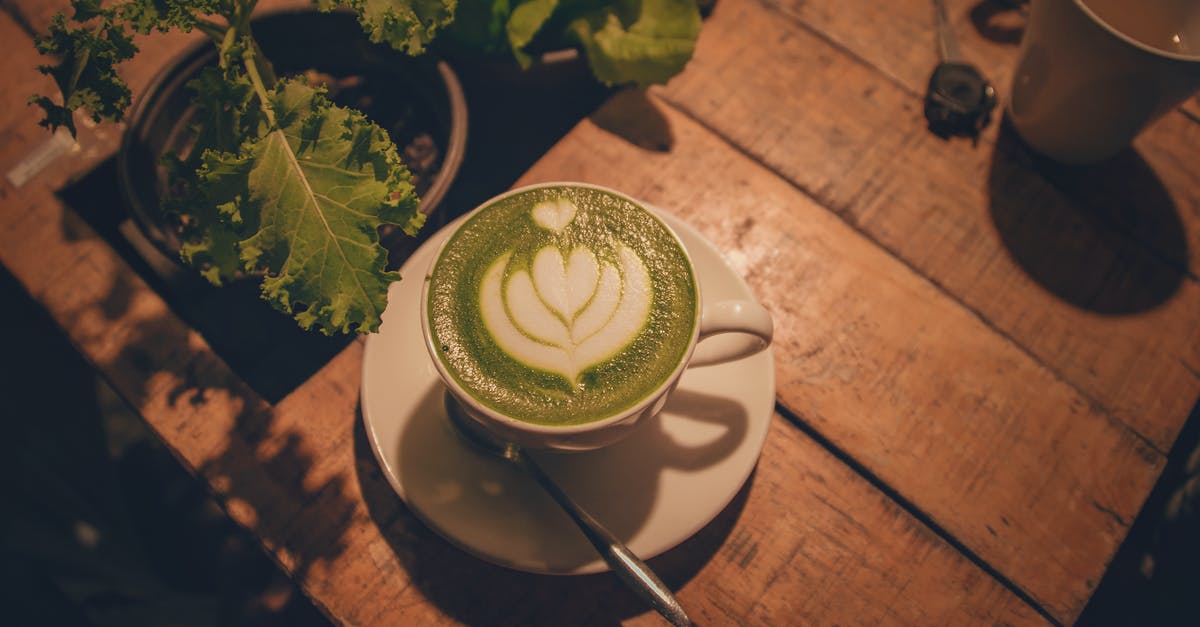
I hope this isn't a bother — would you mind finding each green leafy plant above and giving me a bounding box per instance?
[32,0,702,335]
[32,0,454,335]
[446,0,703,86]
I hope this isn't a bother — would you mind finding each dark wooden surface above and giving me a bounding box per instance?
[2,0,1198,624]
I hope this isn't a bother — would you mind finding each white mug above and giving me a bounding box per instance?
[1009,0,1200,164]
[420,183,773,451]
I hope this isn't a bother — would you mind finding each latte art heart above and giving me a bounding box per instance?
[481,244,651,384]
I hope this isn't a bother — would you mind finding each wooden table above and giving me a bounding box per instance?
[3,0,1198,624]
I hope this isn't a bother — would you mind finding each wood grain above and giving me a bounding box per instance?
[516,90,1164,622]
[0,194,1050,625]
[0,7,1050,626]
[656,0,1200,454]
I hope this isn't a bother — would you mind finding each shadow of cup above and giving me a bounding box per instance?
[987,116,1188,314]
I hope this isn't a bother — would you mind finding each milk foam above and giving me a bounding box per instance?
[481,242,651,382]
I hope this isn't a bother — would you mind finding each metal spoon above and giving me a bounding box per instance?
[444,395,693,627]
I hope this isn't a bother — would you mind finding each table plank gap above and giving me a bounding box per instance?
[774,400,1062,624]
[1182,104,1200,126]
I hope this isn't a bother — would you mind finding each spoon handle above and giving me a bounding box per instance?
[519,455,693,627]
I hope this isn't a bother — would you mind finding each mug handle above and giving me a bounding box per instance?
[688,300,774,367]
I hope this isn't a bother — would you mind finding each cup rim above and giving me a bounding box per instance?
[419,181,703,437]
[1072,0,1200,63]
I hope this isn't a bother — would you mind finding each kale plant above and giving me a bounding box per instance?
[32,0,454,335]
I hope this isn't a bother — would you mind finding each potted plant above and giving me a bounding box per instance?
[115,7,468,289]
[31,0,705,335]
[30,0,465,336]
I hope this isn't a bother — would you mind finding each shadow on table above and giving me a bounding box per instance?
[1079,396,1200,627]
[590,89,675,153]
[0,265,329,626]
[986,115,1189,314]
[50,164,359,597]
[354,411,749,625]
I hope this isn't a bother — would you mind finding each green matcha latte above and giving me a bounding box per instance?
[427,185,698,426]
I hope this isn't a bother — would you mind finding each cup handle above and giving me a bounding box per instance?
[688,300,774,367]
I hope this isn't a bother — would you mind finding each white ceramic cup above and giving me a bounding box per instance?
[420,182,774,451]
[1009,0,1200,164]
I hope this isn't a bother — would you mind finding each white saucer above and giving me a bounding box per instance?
[360,207,775,575]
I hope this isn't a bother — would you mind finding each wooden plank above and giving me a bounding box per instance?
[517,90,1164,622]
[656,0,1200,453]
[0,12,1049,623]
[0,3,1160,624]
[0,10,1050,625]
[0,155,1045,625]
